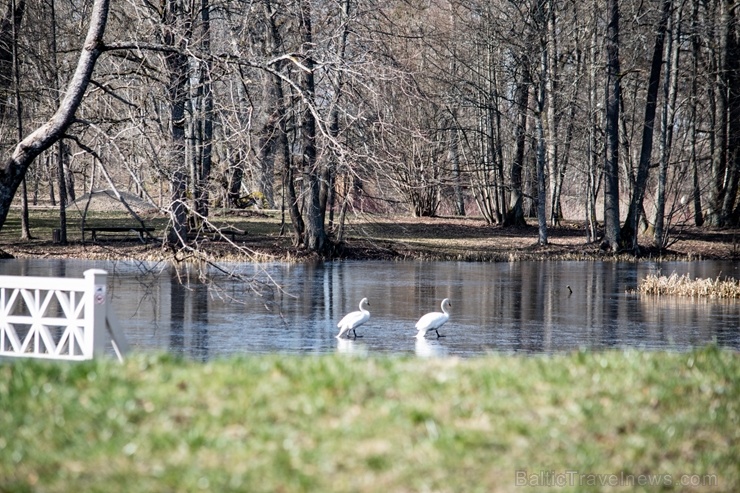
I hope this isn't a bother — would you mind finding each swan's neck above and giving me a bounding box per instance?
[441,303,450,315]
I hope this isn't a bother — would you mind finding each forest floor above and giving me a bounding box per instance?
[1,205,738,263]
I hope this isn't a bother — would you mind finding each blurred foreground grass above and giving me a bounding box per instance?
[1,347,737,492]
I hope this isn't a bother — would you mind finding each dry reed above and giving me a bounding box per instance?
[637,272,740,299]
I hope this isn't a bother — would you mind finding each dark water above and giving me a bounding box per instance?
[1,259,738,359]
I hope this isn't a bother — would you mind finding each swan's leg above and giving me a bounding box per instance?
[435,329,445,338]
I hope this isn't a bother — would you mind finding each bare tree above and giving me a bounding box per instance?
[263,0,305,244]
[7,0,30,240]
[193,0,213,220]
[689,0,704,227]
[1,0,735,256]
[620,0,672,250]
[160,0,190,248]
[535,38,548,245]
[0,0,109,231]
[0,0,24,121]
[653,1,682,247]
[320,0,352,228]
[602,0,621,251]
[706,0,731,226]
[505,68,530,228]
[544,0,559,228]
[585,0,602,242]
[297,0,329,253]
[721,5,740,225]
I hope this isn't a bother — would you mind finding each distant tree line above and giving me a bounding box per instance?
[0,0,738,255]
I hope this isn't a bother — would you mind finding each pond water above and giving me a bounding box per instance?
[1,259,738,359]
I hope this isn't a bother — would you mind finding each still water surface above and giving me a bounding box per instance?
[1,259,738,359]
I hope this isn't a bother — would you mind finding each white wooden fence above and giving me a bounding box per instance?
[0,269,129,362]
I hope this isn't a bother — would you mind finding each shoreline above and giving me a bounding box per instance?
[1,215,738,263]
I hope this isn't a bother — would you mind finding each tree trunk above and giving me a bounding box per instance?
[603,0,621,251]
[162,0,190,247]
[449,126,465,216]
[55,142,68,243]
[298,0,329,254]
[255,0,281,211]
[195,0,213,219]
[470,37,504,225]
[586,0,600,243]
[690,0,704,227]
[264,0,303,245]
[0,0,109,232]
[50,0,69,244]
[555,46,580,230]
[537,38,548,245]
[620,0,671,249]
[320,0,351,228]
[0,0,24,121]
[505,69,529,227]
[256,83,278,210]
[545,0,559,228]
[489,40,505,223]
[654,4,681,247]
[707,0,731,226]
[720,14,740,226]
[10,0,30,240]
[283,153,304,245]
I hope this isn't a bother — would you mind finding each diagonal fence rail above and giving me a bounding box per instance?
[0,269,128,361]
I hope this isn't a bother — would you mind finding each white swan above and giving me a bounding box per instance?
[415,298,451,338]
[336,298,370,338]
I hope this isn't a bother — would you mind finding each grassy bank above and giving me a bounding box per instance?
[1,347,737,492]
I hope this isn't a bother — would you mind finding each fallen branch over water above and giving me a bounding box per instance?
[637,272,740,299]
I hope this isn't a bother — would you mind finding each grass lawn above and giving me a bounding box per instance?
[1,347,736,492]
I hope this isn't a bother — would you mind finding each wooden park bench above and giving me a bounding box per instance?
[84,225,155,243]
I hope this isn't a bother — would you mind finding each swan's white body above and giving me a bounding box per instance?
[336,298,370,338]
[415,298,451,338]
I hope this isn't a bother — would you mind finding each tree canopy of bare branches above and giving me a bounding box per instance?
[1,0,739,256]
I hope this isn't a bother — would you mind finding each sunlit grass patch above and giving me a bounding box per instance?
[1,348,737,492]
[636,272,740,299]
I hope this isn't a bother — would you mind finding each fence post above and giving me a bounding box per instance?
[84,269,109,359]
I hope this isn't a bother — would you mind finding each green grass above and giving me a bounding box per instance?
[0,208,282,243]
[1,347,737,492]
